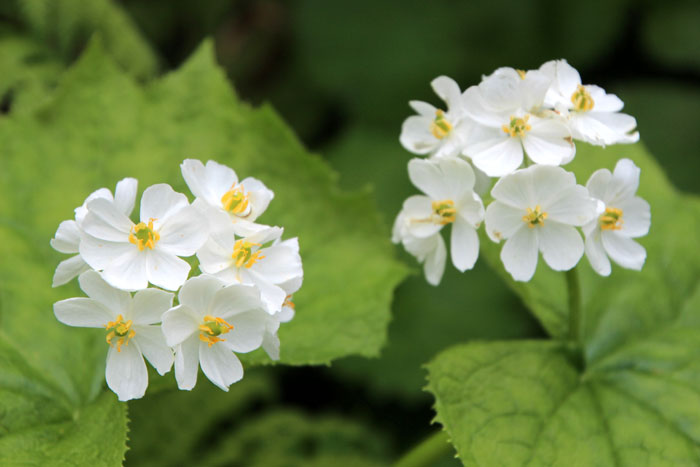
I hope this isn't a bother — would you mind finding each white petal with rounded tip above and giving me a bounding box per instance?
[75,188,113,225]
[245,270,287,314]
[400,116,438,155]
[262,331,280,361]
[402,196,441,239]
[197,238,234,275]
[175,336,200,390]
[52,255,89,287]
[408,158,448,200]
[587,85,624,112]
[409,100,436,117]
[441,158,476,199]
[617,197,651,238]
[132,288,174,325]
[178,275,226,313]
[101,248,148,291]
[538,222,584,271]
[585,229,611,276]
[181,159,220,206]
[586,168,612,201]
[484,201,524,243]
[546,186,598,226]
[146,249,190,291]
[457,192,484,227]
[501,226,539,282]
[602,231,646,270]
[205,160,239,200]
[79,233,135,270]
[423,234,446,286]
[530,165,577,209]
[450,217,478,272]
[114,177,138,216]
[51,220,81,254]
[246,241,302,285]
[79,270,131,314]
[210,283,264,318]
[470,135,523,177]
[279,275,303,295]
[490,168,535,209]
[199,342,243,391]
[83,198,133,241]
[134,325,173,375]
[54,298,114,327]
[240,177,274,221]
[157,205,208,256]
[106,343,148,401]
[223,310,267,353]
[522,118,573,166]
[432,76,462,111]
[162,305,199,347]
[140,184,189,225]
[609,158,641,204]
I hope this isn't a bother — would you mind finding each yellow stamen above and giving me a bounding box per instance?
[600,207,623,230]
[522,205,547,228]
[232,239,265,268]
[571,84,594,112]
[430,110,453,140]
[283,295,295,309]
[516,69,527,79]
[128,219,160,251]
[431,200,457,225]
[221,183,251,215]
[502,115,531,138]
[105,314,135,352]
[199,315,234,347]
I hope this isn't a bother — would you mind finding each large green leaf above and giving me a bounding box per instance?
[427,143,700,464]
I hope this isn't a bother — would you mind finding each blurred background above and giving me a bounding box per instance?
[1,0,698,465]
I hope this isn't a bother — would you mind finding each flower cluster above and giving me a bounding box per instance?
[51,160,303,401]
[394,59,650,284]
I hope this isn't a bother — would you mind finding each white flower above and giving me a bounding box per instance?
[539,59,639,146]
[392,158,484,285]
[583,159,650,275]
[196,225,303,313]
[181,159,274,236]
[51,178,137,287]
[399,76,474,159]
[484,165,600,281]
[161,275,268,391]
[463,67,575,176]
[53,270,174,401]
[79,183,208,291]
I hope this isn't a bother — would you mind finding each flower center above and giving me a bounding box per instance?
[199,315,234,347]
[432,200,457,225]
[522,205,547,228]
[430,110,453,140]
[600,207,623,230]
[571,84,594,112]
[221,183,251,216]
[129,219,160,251]
[232,239,265,268]
[105,314,135,352]
[502,115,531,138]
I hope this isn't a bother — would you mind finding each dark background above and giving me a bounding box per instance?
[1,0,698,464]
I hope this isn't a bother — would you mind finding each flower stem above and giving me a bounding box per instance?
[394,430,454,467]
[566,267,582,342]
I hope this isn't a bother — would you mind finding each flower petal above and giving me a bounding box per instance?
[146,249,190,291]
[522,118,573,166]
[131,288,174,325]
[402,195,442,238]
[51,220,81,254]
[157,204,208,256]
[178,275,226,315]
[432,76,462,111]
[609,158,641,204]
[250,239,302,285]
[210,283,265,318]
[423,234,447,286]
[262,331,280,361]
[204,160,239,200]
[83,198,133,241]
[501,226,538,282]
[602,231,646,270]
[243,270,287,313]
[400,116,438,155]
[538,222,584,271]
[469,135,523,177]
[585,168,612,201]
[181,159,220,206]
[54,297,114,327]
[113,177,138,216]
[240,177,274,221]
[79,233,135,270]
[78,270,131,314]
[490,168,535,209]
[584,228,611,276]
[197,237,234,275]
[162,305,199,347]
[409,100,436,117]
[52,255,90,287]
[134,325,174,375]
[618,196,651,238]
[408,158,448,200]
[199,342,244,391]
[222,310,266,353]
[140,184,189,225]
[101,247,148,291]
[106,343,148,401]
[484,201,524,243]
[546,185,599,226]
[174,335,200,390]
[450,217,479,272]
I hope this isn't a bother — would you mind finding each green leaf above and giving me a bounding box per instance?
[427,143,700,464]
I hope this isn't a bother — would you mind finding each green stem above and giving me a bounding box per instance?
[566,267,582,343]
[394,430,454,467]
